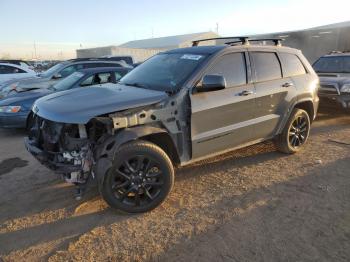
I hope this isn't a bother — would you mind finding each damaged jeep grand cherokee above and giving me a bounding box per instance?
[25,37,319,213]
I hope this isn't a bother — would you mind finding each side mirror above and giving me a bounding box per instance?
[197,75,226,92]
[52,73,62,79]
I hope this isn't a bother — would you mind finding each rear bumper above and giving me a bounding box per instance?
[0,113,28,128]
[24,137,83,174]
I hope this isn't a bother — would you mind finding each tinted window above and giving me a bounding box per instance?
[251,52,282,82]
[84,63,121,69]
[280,53,306,77]
[80,72,113,87]
[206,53,247,87]
[313,56,350,73]
[0,65,25,74]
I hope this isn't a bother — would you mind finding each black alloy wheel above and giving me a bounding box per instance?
[101,141,174,213]
[288,115,309,148]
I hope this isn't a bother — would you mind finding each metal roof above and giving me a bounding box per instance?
[119,32,219,49]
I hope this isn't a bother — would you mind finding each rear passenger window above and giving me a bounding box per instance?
[206,53,247,87]
[280,53,306,77]
[0,65,25,74]
[251,52,282,82]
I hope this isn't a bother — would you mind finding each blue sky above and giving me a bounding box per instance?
[1,0,349,59]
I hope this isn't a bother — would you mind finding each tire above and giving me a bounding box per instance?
[101,140,174,213]
[26,113,34,132]
[275,108,311,154]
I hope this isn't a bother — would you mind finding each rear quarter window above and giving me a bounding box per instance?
[251,52,282,82]
[280,53,306,77]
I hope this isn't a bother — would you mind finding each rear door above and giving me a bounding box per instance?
[250,51,294,139]
[190,51,256,159]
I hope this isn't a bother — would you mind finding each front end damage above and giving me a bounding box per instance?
[25,117,97,196]
[25,97,188,199]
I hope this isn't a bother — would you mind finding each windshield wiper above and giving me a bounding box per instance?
[122,82,150,89]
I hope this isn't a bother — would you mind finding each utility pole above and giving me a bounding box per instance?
[33,41,37,59]
[216,23,219,35]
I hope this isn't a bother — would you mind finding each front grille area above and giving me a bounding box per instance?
[319,84,339,95]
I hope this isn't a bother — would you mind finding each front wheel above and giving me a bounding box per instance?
[274,108,311,154]
[101,140,174,213]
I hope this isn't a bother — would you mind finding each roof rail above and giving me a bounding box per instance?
[67,58,111,62]
[226,38,284,47]
[192,37,249,47]
[328,50,350,54]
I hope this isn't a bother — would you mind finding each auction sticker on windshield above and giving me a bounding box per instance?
[181,54,203,60]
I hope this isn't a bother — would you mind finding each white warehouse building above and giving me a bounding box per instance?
[76,32,219,62]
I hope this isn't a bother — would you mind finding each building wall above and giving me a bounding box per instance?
[215,26,350,63]
[76,46,162,62]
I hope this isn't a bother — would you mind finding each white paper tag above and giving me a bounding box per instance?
[181,54,203,61]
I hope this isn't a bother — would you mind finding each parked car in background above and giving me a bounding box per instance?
[313,51,350,110]
[0,60,33,70]
[25,37,319,213]
[0,63,36,84]
[0,67,131,129]
[0,58,132,98]
[100,56,134,66]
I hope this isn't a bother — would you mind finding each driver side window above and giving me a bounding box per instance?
[205,52,247,88]
[80,73,113,87]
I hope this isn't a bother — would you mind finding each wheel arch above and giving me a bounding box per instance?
[294,100,315,123]
[276,99,315,135]
[94,125,180,190]
[96,125,179,166]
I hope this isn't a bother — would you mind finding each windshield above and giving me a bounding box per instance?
[39,63,65,78]
[119,53,208,92]
[313,56,350,73]
[52,72,84,91]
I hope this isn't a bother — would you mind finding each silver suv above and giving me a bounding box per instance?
[25,37,319,213]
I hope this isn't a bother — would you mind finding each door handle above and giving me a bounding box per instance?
[239,90,254,96]
[282,82,294,88]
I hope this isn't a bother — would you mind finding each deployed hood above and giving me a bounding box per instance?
[318,74,350,86]
[34,83,168,124]
[16,78,56,90]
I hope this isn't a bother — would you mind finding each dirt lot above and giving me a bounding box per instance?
[0,109,349,262]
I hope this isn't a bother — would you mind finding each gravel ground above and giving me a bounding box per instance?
[0,109,349,261]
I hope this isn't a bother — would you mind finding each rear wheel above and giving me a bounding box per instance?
[101,140,174,213]
[275,108,311,154]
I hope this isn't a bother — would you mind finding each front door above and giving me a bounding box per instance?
[190,52,256,159]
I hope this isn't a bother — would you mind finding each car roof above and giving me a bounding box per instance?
[0,62,28,69]
[322,52,350,57]
[165,44,299,55]
[77,67,131,74]
[165,45,227,55]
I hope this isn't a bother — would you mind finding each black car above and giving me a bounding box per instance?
[313,51,350,109]
[0,67,131,129]
[26,37,319,213]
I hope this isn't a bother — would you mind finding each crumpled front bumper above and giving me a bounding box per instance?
[24,137,83,174]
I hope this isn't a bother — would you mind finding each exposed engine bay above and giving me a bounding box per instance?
[25,98,188,199]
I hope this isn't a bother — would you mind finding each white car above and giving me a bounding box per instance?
[0,63,36,84]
